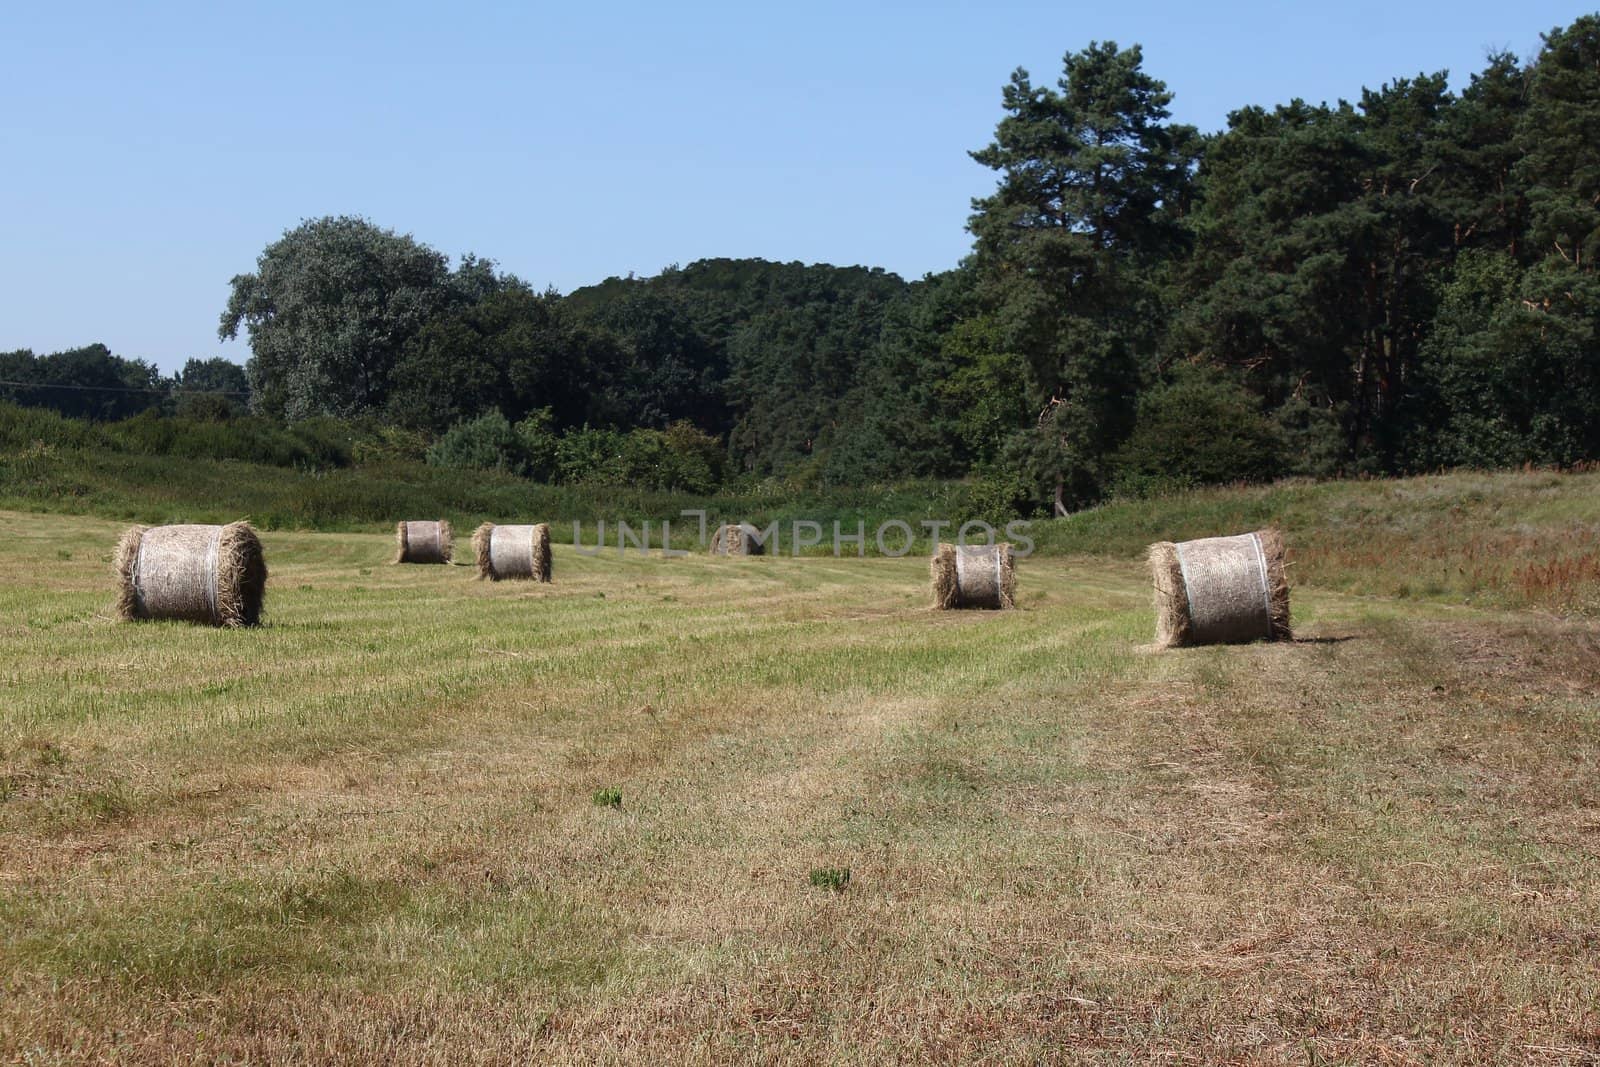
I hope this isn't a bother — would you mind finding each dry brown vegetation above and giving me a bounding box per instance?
[2,500,1599,1064]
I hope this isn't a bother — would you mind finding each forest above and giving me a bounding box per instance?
[4,14,1598,516]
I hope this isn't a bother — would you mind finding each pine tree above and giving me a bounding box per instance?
[968,42,1198,512]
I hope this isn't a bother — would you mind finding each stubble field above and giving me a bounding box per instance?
[2,496,1599,1064]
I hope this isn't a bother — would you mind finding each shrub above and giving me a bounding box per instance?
[513,409,559,483]
[557,425,724,492]
[350,424,431,466]
[0,402,110,451]
[287,417,357,467]
[172,391,246,421]
[555,426,628,485]
[426,411,523,473]
[661,421,725,491]
[956,463,1038,526]
[1112,365,1283,495]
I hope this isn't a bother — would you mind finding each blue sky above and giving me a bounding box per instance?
[1,1,1590,373]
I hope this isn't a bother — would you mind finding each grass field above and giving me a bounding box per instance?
[3,481,1600,1063]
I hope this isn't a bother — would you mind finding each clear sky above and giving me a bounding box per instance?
[1,0,1591,373]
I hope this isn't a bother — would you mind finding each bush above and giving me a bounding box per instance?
[611,428,721,494]
[0,402,360,469]
[513,409,559,482]
[172,391,246,421]
[426,411,523,473]
[986,425,1075,515]
[662,421,725,491]
[288,417,358,467]
[1112,366,1283,495]
[0,402,110,451]
[956,463,1038,526]
[555,426,629,485]
[427,413,730,492]
[350,424,431,466]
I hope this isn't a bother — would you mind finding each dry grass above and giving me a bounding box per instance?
[2,507,1600,1063]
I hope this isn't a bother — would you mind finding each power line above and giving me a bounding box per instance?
[0,379,250,397]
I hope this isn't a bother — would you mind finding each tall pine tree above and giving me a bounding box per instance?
[968,42,1198,512]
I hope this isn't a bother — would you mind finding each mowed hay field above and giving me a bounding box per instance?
[3,500,1600,1064]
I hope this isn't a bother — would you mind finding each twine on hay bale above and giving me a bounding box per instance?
[1149,528,1291,648]
[930,542,1015,610]
[394,519,453,564]
[710,522,765,556]
[472,522,552,582]
[114,521,266,627]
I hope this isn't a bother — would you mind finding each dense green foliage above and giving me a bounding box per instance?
[967,42,1199,512]
[7,15,1600,514]
[217,218,501,420]
[422,410,725,492]
[0,347,246,422]
[0,401,988,547]
[1110,366,1283,494]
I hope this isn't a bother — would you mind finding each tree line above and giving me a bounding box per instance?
[0,346,249,422]
[8,15,1599,514]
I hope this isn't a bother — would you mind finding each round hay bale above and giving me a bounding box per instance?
[710,522,765,556]
[472,522,552,582]
[930,542,1015,610]
[394,519,453,564]
[1149,528,1291,648]
[114,521,266,627]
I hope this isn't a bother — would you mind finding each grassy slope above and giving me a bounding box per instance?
[2,475,1600,1062]
[1045,467,1600,613]
[0,440,975,540]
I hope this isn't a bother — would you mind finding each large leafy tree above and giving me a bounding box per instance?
[1383,22,1600,470]
[824,271,974,483]
[1414,16,1600,467]
[1348,73,1457,461]
[724,282,901,476]
[219,216,473,419]
[175,356,249,396]
[387,285,622,434]
[968,41,1198,511]
[1111,363,1283,491]
[1493,16,1600,463]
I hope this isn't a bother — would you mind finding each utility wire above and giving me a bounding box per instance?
[0,379,250,397]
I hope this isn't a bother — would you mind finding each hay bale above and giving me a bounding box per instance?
[114,521,266,627]
[710,522,765,556]
[472,522,552,582]
[930,542,1015,610]
[1149,528,1291,648]
[394,519,453,564]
